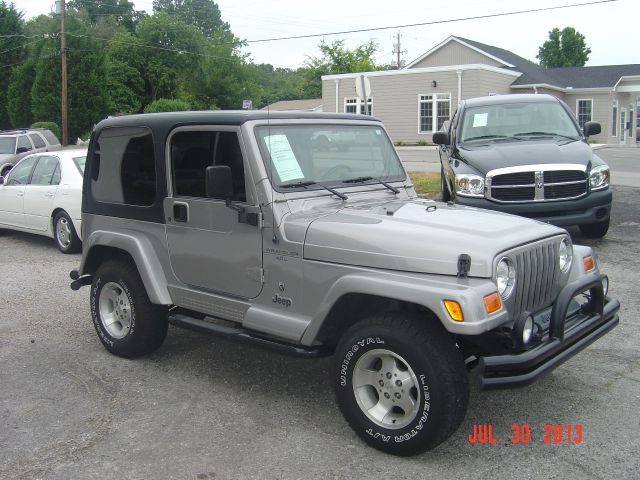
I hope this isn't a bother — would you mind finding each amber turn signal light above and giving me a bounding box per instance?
[483,292,502,314]
[583,255,595,271]
[443,300,464,322]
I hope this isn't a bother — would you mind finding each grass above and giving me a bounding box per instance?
[408,172,440,199]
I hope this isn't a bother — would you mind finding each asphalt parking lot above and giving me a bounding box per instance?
[1,186,639,479]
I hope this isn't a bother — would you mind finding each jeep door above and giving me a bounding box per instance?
[164,127,263,299]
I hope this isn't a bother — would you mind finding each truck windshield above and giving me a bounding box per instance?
[460,102,581,144]
[255,124,405,190]
[0,137,16,154]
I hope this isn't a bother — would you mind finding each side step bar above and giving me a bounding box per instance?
[168,312,331,358]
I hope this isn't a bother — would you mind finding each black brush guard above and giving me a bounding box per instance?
[478,272,620,389]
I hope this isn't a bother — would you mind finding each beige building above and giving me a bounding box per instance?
[321,36,640,145]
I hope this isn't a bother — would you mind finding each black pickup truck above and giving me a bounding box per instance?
[434,94,611,238]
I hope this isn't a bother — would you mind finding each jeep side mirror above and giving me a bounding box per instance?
[583,121,601,137]
[205,165,234,200]
[432,132,450,145]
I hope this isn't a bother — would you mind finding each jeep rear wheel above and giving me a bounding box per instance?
[90,259,168,358]
[333,312,468,456]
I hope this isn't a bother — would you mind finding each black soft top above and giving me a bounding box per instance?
[95,110,379,130]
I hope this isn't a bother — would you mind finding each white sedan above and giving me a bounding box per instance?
[0,148,86,253]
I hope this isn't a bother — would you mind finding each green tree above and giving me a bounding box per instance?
[0,1,26,128]
[68,0,145,31]
[537,27,591,68]
[105,59,145,113]
[143,98,191,112]
[152,0,229,38]
[303,39,381,97]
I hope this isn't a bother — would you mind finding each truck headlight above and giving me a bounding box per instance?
[455,174,484,197]
[496,257,516,299]
[559,238,572,273]
[589,165,610,191]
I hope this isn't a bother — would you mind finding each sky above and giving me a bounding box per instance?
[14,0,640,70]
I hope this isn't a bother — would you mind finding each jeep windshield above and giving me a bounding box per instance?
[255,124,405,191]
[0,137,16,154]
[460,101,581,144]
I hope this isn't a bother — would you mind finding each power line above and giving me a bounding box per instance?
[244,0,618,43]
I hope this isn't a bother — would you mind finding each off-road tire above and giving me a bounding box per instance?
[90,259,168,358]
[579,218,610,239]
[333,312,468,456]
[53,211,81,254]
[440,168,451,202]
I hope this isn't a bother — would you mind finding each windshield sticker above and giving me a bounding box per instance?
[472,113,488,127]
[265,134,304,182]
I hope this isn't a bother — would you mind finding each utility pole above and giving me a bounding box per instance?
[392,32,407,69]
[59,0,68,146]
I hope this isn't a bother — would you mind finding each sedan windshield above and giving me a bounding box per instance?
[254,124,405,190]
[0,137,16,154]
[460,101,581,144]
[73,156,86,174]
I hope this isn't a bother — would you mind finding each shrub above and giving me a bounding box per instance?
[31,121,61,140]
[417,139,431,146]
[143,98,191,113]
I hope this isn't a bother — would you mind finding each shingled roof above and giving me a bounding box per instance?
[449,36,640,89]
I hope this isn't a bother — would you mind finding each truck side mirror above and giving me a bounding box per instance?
[583,121,601,137]
[205,165,234,200]
[432,132,450,145]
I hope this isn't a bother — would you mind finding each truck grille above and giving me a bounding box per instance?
[488,167,587,203]
[511,240,561,317]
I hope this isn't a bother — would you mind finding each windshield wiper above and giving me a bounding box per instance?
[514,131,579,141]
[342,176,400,194]
[463,134,524,142]
[280,180,348,200]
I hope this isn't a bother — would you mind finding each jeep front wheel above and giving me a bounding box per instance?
[90,259,168,358]
[333,313,468,456]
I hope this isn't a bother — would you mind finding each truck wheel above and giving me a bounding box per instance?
[53,211,81,254]
[333,312,468,456]
[90,259,168,358]
[579,218,610,239]
[440,167,451,202]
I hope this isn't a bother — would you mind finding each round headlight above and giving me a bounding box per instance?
[559,238,573,273]
[496,257,516,299]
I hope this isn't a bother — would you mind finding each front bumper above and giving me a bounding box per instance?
[455,188,612,227]
[477,272,619,389]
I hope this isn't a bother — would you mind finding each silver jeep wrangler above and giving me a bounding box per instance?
[70,111,619,456]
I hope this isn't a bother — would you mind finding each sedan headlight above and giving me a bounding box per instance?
[559,238,573,273]
[589,165,610,191]
[496,257,516,299]
[455,174,484,197]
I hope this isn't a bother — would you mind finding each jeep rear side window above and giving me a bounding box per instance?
[91,126,156,206]
[170,130,246,202]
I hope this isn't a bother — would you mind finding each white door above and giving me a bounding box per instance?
[0,156,38,228]
[620,109,627,144]
[23,155,60,231]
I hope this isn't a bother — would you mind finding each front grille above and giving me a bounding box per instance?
[488,168,587,202]
[512,240,561,317]
[492,187,535,201]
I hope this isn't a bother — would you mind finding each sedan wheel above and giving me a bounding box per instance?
[54,211,81,253]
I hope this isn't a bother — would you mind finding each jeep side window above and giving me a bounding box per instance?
[91,126,156,206]
[171,130,246,202]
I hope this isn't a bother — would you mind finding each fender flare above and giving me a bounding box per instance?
[82,230,172,305]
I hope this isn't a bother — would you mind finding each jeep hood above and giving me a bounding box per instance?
[302,199,563,278]
[458,139,597,175]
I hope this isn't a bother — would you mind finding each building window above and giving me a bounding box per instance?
[611,102,617,136]
[419,93,451,133]
[344,97,373,115]
[576,99,592,129]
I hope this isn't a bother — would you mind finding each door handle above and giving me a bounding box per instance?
[173,202,189,222]
[45,192,54,197]
[17,192,24,196]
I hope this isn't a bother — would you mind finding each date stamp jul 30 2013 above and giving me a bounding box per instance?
[468,424,584,445]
